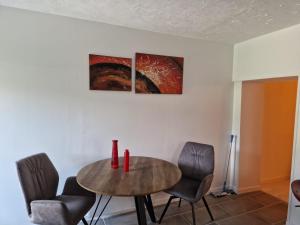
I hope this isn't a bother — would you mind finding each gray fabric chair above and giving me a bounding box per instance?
[158,142,215,225]
[16,153,96,225]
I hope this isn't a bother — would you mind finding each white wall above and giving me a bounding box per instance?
[233,24,300,81]
[0,6,234,225]
[233,24,300,225]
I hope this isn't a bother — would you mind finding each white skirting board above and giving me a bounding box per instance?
[237,185,261,194]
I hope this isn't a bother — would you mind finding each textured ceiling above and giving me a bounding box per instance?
[1,0,300,44]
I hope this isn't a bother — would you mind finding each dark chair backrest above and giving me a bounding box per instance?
[178,142,214,181]
[16,153,59,215]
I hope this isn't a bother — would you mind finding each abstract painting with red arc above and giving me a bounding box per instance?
[89,54,132,91]
[135,53,184,94]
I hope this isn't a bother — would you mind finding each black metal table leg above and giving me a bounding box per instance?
[82,217,89,225]
[89,195,103,225]
[144,194,156,223]
[93,196,112,225]
[134,196,147,225]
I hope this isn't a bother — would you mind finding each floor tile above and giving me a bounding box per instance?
[196,195,233,208]
[183,205,229,225]
[154,201,191,218]
[227,191,263,200]
[204,222,221,225]
[79,219,105,225]
[250,192,282,206]
[249,202,288,224]
[104,211,150,225]
[159,214,190,225]
[100,191,288,225]
[219,196,264,216]
[217,214,269,225]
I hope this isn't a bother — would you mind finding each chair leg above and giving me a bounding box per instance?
[178,198,182,208]
[158,196,176,224]
[202,196,214,221]
[82,217,88,225]
[191,203,196,225]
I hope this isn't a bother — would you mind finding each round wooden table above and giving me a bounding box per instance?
[77,156,181,225]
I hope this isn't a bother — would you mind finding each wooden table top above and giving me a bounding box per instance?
[76,156,182,196]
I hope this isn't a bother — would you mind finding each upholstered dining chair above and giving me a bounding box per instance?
[16,153,96,225]
[158,142,215,225]
[291,180,300,207]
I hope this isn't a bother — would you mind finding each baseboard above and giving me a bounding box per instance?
[237,185,261,193]
[86,186,224,221]
[100,206,136,219]
[260,176,290,184]
[209,186,224,193]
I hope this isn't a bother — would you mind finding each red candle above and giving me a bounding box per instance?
[111,140,119,169]
[123,149,129,172]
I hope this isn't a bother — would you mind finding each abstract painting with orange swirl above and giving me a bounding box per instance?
[89,54,132,91]
[135,53,184,94]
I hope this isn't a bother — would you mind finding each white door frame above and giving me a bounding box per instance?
[230,77,300,224]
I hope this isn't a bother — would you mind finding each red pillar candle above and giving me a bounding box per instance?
[111,140,119,169]
[123,149,129,172]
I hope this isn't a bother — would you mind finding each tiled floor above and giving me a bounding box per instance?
[261,179,290,202]
[99,191,287,225]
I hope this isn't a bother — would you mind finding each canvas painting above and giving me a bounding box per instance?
[135,53,184,94]
[89,54,132,91]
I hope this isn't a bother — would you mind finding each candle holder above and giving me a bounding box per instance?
[123,149,129,172]
[111,140,119,169]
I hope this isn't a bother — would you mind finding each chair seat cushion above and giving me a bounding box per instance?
[166,176,200,202]
[55,195,95,224]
